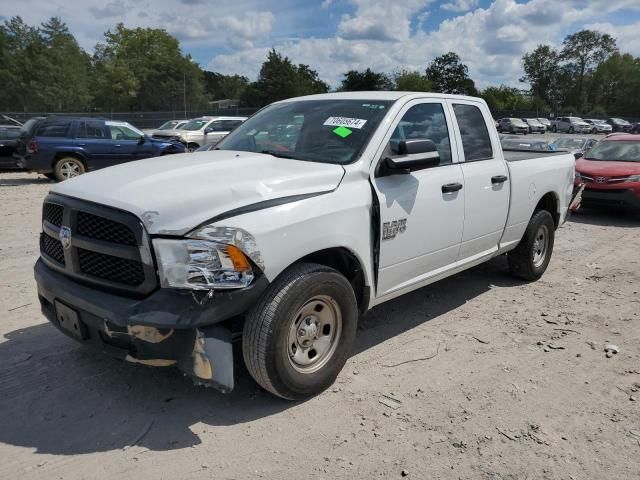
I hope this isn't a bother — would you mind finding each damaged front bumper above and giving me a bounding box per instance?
[34,258,269,393]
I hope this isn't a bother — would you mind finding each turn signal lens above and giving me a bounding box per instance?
[225,245,252,272]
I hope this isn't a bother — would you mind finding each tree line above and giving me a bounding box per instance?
[1,15,638,117]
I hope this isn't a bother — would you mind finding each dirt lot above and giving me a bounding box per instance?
[1,169,639,480]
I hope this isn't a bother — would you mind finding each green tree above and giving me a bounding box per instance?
[481,85,533,113]
[560,29,617,110]
[393,70,433,91]
[589,53,640,116]
[339,68,393,91]
[92,24,206,111]
[38,17,92,111]
[203,71,249,100]
[0,16,47,111]
[425,52,477,95]
[521,45,562,110]
[240,49,328,107]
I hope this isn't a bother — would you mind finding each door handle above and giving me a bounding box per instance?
[76,143,86,147]
[491,175,508,184]
[442,182,463,193]
[114,144,121,147]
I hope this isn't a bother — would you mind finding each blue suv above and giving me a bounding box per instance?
[16,116,185,181]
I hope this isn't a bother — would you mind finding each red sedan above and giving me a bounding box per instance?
[574,134,640,210]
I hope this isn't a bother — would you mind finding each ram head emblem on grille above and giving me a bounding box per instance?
[59,226,72,250]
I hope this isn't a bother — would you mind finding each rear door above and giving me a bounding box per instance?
[373,99,465,297]
[74,120,112,167]
[448,101,510,263]
[202,120,228,145]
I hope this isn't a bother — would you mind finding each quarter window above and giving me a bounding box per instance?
[390,103,452,165]
[452,104,493,161]
[36,121,71,138]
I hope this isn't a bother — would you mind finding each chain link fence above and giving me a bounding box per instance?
[2,108,260,129]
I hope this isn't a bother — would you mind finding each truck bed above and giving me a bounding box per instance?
[503,149,572,162]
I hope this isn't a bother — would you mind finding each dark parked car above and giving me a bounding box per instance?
[606,118,632,133]
[497,118,529,134]
[16,116,185,181]
[0,126,22,168]
[632,122,640,134]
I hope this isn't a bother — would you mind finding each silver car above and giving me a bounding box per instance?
[583,119,613,134]
[537,118,552,129]
[551,116,591,134]
[144,119,189,136]
[153,116,247,151]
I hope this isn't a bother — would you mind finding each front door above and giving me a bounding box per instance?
[108,124,154,163]
[372,99,465,298]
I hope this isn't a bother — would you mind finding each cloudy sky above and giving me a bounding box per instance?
[3,0,640,88]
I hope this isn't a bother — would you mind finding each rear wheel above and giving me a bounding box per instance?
[242,263,358,400]
[568,126,575,134]
[53,157,85,181]
[186,143,199,152]
[508,210,555,281]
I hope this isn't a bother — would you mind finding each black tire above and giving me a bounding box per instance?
[242,263,358,400]
[568,126,574,134]
[551,125,557,133]
[508,210,555,281]
[186,143,199,152]
[53,157,85,181]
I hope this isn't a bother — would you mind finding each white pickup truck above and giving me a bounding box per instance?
[35,92,576,399]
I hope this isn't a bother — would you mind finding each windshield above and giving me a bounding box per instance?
[611,118,629,125]
[509,118,526,126]
[181,119,210,131]
[525,118,540,125]
[158,120,181,130]
[585,140,640,162]
[216,99,392,164]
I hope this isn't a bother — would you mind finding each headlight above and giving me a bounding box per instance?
[153,227,263,290]
[625,174,640,182]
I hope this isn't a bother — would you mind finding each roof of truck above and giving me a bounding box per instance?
[281,91,486,103]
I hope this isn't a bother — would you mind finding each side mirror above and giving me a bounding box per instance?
[377,139,440,177]
[138,135,145,144]
[204,127,214,134]
[574,152,584,160]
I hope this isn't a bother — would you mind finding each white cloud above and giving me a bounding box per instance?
[441,0,479,13]
[337,0,432,42]
[209,0,640,89]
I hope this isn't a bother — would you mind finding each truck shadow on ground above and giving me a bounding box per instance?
[0,256,523,456]
[0,175,52,186]
[569,208,640,228]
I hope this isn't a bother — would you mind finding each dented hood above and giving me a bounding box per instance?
[52,150,344,235]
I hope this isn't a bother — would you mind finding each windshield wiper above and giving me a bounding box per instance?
[260,150,298,160]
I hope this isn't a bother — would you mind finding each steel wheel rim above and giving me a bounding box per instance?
[287,295,342,374]
[532,224,549,268]
[60,161,80,179]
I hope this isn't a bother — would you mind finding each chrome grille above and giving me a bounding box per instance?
[39,195,157,296]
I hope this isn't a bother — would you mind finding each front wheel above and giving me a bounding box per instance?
[242,263,358,400]
[568,126,574,134]
[54,157,85,181]
[508,210,555,281]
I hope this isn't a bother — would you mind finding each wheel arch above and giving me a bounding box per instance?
[534,191,560,228]
[51,151,87,169]
[286,247,370,316]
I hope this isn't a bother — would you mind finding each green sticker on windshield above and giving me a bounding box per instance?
[333,126,352,138]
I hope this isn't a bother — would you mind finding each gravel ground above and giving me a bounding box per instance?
[0,168,639,480]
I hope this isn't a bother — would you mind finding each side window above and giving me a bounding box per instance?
[36,121,71,138]
[77,121,106,139]
[208,121,226,132]
[109,125,140,141]
[222,120,242,131]
[452,104,493,162]
[390,103,452,165]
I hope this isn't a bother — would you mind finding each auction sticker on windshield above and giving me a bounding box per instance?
[324,117,367,129]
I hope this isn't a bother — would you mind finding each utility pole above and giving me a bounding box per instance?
[183,71,187,120]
